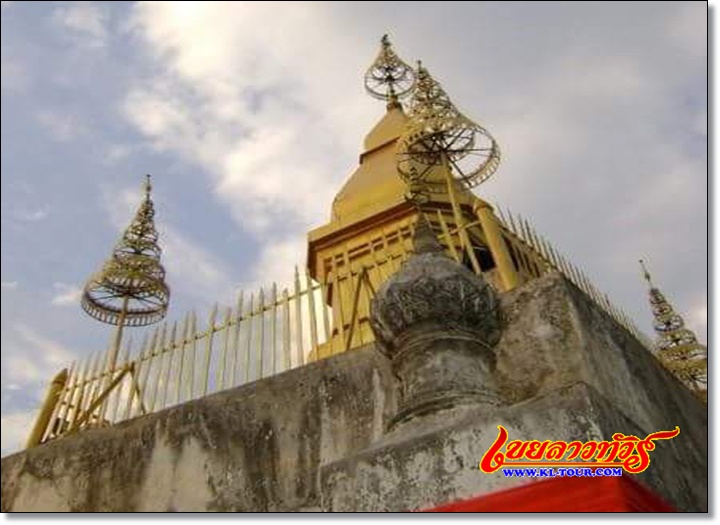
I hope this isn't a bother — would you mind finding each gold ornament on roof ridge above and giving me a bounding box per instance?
[640,259,706,403]
[81,174,170,327]
[364,34,417,103]
[396,61,501,199]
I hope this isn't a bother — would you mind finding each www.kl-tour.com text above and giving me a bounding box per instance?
[501,467,623,478]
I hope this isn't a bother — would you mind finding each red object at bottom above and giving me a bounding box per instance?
[422,475,676,512]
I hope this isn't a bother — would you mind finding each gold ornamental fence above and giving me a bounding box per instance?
[29,209,651,447]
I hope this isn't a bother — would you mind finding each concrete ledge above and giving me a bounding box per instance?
[1,346,397,512]
[1,274,707,512]
[319,381,705,512]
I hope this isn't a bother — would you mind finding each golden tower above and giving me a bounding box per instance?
[307,37,543,359]
[640,260,707,403]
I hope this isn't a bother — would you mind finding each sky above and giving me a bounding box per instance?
[0,1,708,458]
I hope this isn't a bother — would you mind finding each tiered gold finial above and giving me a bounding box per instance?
[82,175,170,327]
[364,34,416,106]
[640,260,707,403]
[396,61,501,201]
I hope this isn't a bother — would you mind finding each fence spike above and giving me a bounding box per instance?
[496,205,507,226]
[293,267,304,367]
[123,332,149,421]
[304,270,317,365]
[547,240,559,268]
[530,225,542,255]
[508,209,518,236]
[71,353,98,430]
[133,326,159,419]
[579,271,591,295]
[245,292,255,383]
[282,287,292,369]
[106,337,132,425]
[258,287,266,379]
[270,282,278,375]
[217,307,232,392]
[515,213,524,240]
[188,312,198,400]
[62,358,84,433]
[49,360,77,440]
[201,304,218,396]
[85,350,108,428]
[175,313,190,405]
[539,236,550,263]
[519,216,530,244]
[160,320,178,410]
[148,322,168,412]
[230,290,244,387]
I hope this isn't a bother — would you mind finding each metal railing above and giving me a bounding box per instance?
[493,206,653,348]
[32,208,651,446]
[37,267,339,444]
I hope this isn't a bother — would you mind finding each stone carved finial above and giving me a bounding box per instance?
[370,218,502,428]
[412,213,444,255]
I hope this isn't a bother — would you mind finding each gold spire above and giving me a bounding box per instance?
[639,258,652,284]
[396,61,501,201]
[144,173,152,199]
[81,175,170,327]
[364,34,416,107]
[639,260,707,403]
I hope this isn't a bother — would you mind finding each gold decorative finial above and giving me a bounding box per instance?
[82,176,170,327]
[396,62,501,197]
[639,259,652,284]
[640,259,707,403]
[144,174,152,198]
[364,35,416,105]
[79,175,170,428]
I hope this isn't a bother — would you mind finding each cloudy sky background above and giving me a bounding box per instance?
[0,1,707,456]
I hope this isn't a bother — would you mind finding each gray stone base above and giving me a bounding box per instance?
[320,381,706,512]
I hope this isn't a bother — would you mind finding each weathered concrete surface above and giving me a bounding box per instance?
[1,273,707,512]
[494,272,707,491]
[320,381,703,512]
[1,346,397,512]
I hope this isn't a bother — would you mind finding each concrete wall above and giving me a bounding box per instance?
[1,347,397,512]
[494,273,707,511]
[1,273,707,512]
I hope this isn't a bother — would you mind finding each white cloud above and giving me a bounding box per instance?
[1,281,18,289]
[18,326,75,367]
[0,1,13,11]
[102,144,134,165]
[9,208,48,222]
[688,304,707,342]
[242,236,307,293]
[36,110,88,142]
[124,3,368,228]
[51,283,82,306]
[52,2,109,49]
[668,2,707,60]
[122,3,380,300]
[1,324,75,405]
[1,410,38,457]
[0,53,26,92]
[161,224,235,304]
